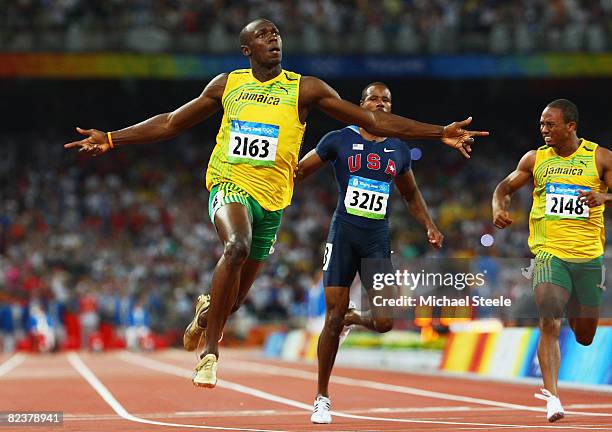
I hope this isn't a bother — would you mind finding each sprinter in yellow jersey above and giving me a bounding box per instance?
[492,99,612,423]
[65,19,488,389]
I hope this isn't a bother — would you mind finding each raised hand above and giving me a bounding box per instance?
[441,117,489,159]
[64,127,112,157]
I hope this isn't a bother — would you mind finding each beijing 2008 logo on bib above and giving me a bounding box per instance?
[227,120,279,167]
[544,182,589,220]
[344,175,391,220]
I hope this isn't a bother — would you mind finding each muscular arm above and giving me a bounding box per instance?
[299,77,488,158]
[580,146,612,207]
[599,147,612,202]
[394,171,443,248]
[113,74,226,145]
[395,171,436,229]
[296,149,325,182]
[492,150,535,228]
[65,73,227,154]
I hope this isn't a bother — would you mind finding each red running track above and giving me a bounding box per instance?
[0,348,610,432]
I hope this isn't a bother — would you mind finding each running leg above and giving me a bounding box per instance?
[316,286,350,398]
[202,203,252,359]
[535,282,569,397]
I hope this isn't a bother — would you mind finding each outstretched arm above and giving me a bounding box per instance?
[394,171,443,249]
[64,73,228,156]
[299,77,489,158]
[296,149,325,182]
[492,150,535,228]
[579,146,612,207]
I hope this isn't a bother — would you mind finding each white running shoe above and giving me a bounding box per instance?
[310,395,332,424]
[338,301,357,346]
[534,388,565,422]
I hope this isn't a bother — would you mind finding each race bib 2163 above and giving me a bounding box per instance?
[227,120,279,166]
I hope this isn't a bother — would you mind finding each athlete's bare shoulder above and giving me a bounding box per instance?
[595,144,612,160]
[296,76,340,122]
[595,144,612,174]
[202,73,230,100]
[517,149,537,173]
[299,76,339,105]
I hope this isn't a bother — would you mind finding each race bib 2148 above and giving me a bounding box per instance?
[544,182,590,220]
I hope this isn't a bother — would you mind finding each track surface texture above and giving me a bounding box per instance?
[1,348,610,431]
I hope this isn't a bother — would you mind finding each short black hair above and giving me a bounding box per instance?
[239,18,274,47]
[360,82,390,102]
[547,99,579,126]
[239,27,250,46]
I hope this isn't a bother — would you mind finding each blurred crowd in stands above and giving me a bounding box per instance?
[2,0,610,53]
[1,125,609,352]
[0,130,324,352]
[1,74,611,352]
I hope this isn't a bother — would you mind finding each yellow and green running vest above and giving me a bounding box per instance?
[205,69,306,211]
[529,139,607,259]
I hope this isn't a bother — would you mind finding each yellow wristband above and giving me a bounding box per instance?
[107,132,115,149]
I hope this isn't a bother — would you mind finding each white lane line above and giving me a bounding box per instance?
[0,353,25,378]
[457,428,523,431]
[180,404,612,415]
[53,406,522,421]
[569,404,612,409]
[219,358,612,418]
[66,352,289,432]
[119,352,612,430]
[173,410,280,417]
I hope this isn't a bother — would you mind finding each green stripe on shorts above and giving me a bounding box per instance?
[532,251,604,307]
[208,183,253,222]
[208,182,283,261]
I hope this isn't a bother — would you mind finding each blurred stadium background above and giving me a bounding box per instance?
[0,0,611,385]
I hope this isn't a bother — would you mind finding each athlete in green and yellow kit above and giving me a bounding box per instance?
[65,19,488,389]
[492,99,612,423]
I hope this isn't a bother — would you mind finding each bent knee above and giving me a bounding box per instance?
[373,318,393,333]
[224,239,249,266]
[325,311,346,332]
[539,318,561,336]
[537,297,566,319]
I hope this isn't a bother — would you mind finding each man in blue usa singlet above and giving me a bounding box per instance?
[297,82,444,424]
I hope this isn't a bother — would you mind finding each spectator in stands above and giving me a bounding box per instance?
[1,0,607,53]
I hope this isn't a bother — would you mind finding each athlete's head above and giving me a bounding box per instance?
[360,82,392,113]
[540,99,579,148]
[239,19,282,66]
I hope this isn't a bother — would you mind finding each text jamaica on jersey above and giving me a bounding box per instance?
[543,166,584,177]
[235,90,280,105]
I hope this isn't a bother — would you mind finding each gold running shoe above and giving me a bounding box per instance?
[192,353,218,388]
[183,294,210,351]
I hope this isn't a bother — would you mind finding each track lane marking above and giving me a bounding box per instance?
[161,353,612,419]
[0,353,25,378]
[67,352,289,432]
[222,358,612,418]
[120,352,611,430]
